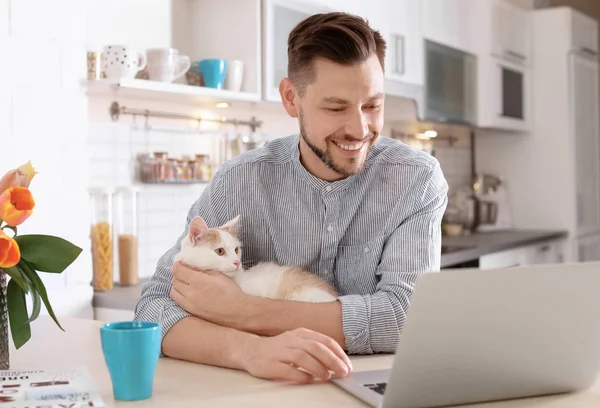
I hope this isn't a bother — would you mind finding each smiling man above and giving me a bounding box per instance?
[134,12,448,384]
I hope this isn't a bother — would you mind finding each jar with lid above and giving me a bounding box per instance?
[116,187,140,286]
[153,151,168,181]
[89,187,115,292]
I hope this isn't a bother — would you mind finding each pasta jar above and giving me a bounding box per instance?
[89,188,115,292]
[115,186,140,286]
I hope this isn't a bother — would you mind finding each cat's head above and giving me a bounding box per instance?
[178,215,242,277]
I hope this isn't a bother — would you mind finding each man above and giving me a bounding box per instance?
[134,12,448,384]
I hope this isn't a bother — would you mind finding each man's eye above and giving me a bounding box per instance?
[327,108,344,112]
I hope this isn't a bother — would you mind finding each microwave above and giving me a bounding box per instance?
[423,40,477,125]
[476,54,529,131]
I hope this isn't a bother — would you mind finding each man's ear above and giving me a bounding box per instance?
[279,77,299,118]
[188,216,208,245]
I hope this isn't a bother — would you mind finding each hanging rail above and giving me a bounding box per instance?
[108,101,263,132]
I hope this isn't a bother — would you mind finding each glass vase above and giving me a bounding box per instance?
[0,269,9,370]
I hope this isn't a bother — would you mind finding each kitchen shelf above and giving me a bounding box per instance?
[84,78,264,106]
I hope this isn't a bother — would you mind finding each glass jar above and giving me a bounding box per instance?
[116,187,140,286]
[89,188,115,292]
[153,151,168,181]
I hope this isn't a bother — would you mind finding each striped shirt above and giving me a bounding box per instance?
[134,134,449,355]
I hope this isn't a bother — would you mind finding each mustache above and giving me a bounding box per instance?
[327,132,376,144]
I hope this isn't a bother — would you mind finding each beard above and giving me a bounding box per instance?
[298,108,376,178]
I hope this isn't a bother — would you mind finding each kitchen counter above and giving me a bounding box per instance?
[440,229,568,268]
[10,316,600,407]
[93,229,568,311]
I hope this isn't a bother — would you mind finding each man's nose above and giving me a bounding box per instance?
[346,112,369,138]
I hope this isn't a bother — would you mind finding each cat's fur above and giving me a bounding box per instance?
[173,215,338,303]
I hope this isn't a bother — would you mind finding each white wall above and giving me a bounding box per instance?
[3,0,469,320]
[1,0,93,318]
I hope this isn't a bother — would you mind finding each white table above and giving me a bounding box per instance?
[9,317,600,407]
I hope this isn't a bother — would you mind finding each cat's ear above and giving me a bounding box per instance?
[188,216,208,245]
[221,214,240,237]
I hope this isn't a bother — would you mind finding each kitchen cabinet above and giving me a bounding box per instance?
[421,0,478,54]
[576,233,600,262]
[386,0,423,86]
[571,53,600,237]
[262,0,330,103]
[475,7,600,263]
[479,239,565,270]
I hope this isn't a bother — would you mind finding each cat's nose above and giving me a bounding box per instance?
[233,261,241,268]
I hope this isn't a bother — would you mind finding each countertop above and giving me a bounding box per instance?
[9,316,600,407]
[93,229,568,311]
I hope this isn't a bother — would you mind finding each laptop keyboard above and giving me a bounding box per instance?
[363,382,387,395]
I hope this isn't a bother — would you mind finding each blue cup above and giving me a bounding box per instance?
[197,59,227,89]
[100,321,161,401]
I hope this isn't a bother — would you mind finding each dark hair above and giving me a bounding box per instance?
[287,12,386,95]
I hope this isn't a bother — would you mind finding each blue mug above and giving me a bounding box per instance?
[100,321,161,401]
[197,59,227,89]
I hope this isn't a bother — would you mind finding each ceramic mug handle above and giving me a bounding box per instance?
[136,52,147,72]
[173,55,191,81]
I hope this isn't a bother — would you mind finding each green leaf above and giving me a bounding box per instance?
[18,259,64,331]
[24,287,41,325]
[6,279,31,349]
[3,266,29,293]
[14,234,82,273]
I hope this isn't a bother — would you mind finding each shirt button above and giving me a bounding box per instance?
[364,247,370,253]
[323,269,328,274]
[327,225,333,232]
[325,186,332,192]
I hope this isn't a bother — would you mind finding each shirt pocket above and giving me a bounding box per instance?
[334,235,387,292]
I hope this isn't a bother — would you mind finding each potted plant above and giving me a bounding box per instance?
[0,161,82,369]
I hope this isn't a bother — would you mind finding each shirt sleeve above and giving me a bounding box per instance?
[133,174,227,356]
[337,159,449,354]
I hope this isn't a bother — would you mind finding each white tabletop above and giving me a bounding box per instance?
[9,317,600,407]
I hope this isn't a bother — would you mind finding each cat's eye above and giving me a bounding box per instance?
[215,248,225,256]
[234,247,239,254]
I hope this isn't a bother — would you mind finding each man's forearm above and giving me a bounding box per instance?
[162,315,258,369]
[234,297,346,350]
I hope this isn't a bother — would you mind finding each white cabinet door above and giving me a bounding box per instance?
[492,0,530,64]
[576,233,600,262]
[570,54,600,236]
[262,0,330,102]
[421,0,477,54]
[522,240,565,265]
[387,0,423,86]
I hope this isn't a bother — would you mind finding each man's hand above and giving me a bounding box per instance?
[170,261,246,326]
[239,327,353,384]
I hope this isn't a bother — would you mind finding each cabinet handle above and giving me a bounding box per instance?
[393,34,405,75]
[539,245,550,252]
[581,46,598,57]
[504,50,526,61]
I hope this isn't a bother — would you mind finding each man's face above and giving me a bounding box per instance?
[281,53,385,180]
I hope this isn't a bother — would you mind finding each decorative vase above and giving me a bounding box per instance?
[0,269,9,370]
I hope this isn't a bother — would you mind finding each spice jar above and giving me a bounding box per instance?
[89,188,115,292]
[116,187,140,286]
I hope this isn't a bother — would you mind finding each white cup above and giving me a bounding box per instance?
[146,48,191,83]
[225,60,244,92]
[102,45,147,79]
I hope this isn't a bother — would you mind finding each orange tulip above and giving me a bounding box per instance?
[0,229,20,268]
[0,186,35,227]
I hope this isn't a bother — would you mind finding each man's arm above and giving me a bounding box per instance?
[228,160,448,355]
[134,174,352,381]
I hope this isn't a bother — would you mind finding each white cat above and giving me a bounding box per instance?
[173,215,338,303]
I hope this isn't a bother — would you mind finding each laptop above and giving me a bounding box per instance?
[332,262,600,408]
